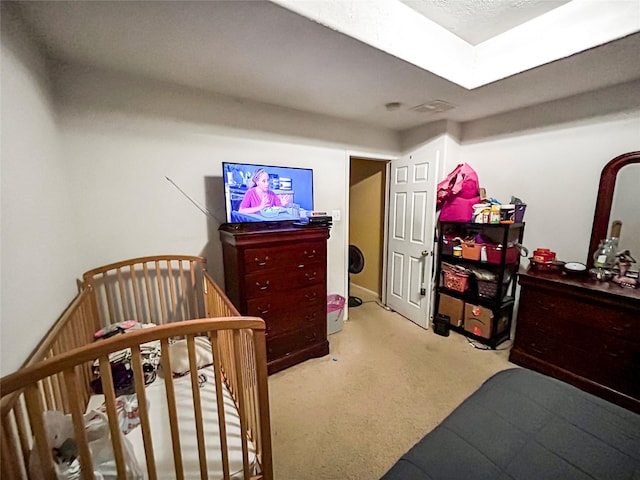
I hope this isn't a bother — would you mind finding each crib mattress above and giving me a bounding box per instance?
[88,369,257,479]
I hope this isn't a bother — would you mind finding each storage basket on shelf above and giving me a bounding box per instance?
[461,242,482,261]
[486,244,520,264]
[441,263,469,293]
[442,235,460,256]
[477,277,512,299]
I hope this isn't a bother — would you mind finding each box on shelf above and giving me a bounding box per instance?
[464,304,509,339]
[437,293,464,328]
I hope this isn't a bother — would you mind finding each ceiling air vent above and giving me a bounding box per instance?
[409,100,455,114]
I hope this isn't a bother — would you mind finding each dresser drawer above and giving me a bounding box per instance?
[243,263,325,298]
[266,325,324,361]
[264,305,323,337]
[243,241,325,273]
[519,286,639,339]
[514,333,559,361]
[246,284,325,316]
[246,285,325,336]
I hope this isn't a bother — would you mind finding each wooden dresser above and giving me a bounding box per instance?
[219,222,330,374]
[510,270,640,413]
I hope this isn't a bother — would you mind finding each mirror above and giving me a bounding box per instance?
[587,151,640,269]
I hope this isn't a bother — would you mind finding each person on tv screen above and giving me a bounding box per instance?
[238,168,291,214]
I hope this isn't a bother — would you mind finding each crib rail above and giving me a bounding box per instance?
[203,273,272,479]
[1,318,271,480]
[82,255,207,327]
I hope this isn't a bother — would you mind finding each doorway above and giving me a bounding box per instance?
[348,157,388,300]
[349,144,441,329]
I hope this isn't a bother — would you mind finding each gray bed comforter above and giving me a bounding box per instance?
[381,368,640,480]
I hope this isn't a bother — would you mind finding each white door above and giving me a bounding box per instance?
[385,150,438,328]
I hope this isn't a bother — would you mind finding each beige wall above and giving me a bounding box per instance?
[1,4,85,374]
[349,158,387,295]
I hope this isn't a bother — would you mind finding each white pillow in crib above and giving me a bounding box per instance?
[168,336,214,376]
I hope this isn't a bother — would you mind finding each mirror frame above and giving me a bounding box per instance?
[587,151,640,268]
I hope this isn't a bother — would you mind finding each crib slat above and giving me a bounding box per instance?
[178,261,189,319]
[116,268,127,321]
[131,345,157,480]
[102,272,116,324]
[233,330,251,479]
[155,261,168,324]
[160,338,185,480]
[41,376,53,411]
[143,263,155,323]
[243,333,259,451]
[2,413,22,479]
[97,355,128,478]
[210,331,231,479]
[24,385,57,480]
[51,370,64,411]
[130,264,143,321]
[188,335,209,479]
[63,368,96,480]
[253,328,272,479]
[13,400,31,473]
[190,261,200,318]
[167,261,177,322]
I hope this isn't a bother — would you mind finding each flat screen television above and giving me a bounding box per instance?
[222,162,314,223]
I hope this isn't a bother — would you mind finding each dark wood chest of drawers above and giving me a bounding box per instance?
[510,270,640,413]
[219,223,330,374]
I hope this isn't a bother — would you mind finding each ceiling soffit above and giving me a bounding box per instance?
[273,0,640,89]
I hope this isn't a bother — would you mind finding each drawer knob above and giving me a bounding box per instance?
[305,272,318,281]
[305,313,317,322]
[254,256,270,267]
[256,280,270,291]
[305,292,318,301]
[304,249,316,258]
[258,305,270,315]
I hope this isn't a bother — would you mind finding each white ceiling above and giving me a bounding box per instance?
[10,0,640,131]
[400,0,571,45]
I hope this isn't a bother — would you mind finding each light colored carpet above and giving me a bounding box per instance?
[268,287,517,479]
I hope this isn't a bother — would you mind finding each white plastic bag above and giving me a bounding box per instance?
[29,409,143,479]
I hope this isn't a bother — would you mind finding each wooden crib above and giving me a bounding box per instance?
[1,255,272,480]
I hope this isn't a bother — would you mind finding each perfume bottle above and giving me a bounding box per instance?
[593,239,616,269]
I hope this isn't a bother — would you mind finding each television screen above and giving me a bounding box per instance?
[222,162,314,223]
